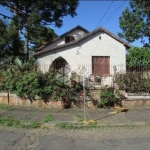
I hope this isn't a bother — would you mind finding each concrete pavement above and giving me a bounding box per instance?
[1,105,150,150]
[0,105,150,126]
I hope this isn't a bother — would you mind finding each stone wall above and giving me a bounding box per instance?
[0,92,63,109]
[0,92,150,109]
[0,92,96,109]
[122,100,150,108]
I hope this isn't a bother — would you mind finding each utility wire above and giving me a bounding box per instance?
[77,1,127,121]
[102,0,126,26]
[95,0,114,29]
[76,0,127,64]
[90,0,126,56]
[78,0,114,57]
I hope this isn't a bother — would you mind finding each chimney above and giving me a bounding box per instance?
[41,40,49,45]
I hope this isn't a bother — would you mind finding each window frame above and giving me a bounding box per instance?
[92,56,110,76]
[65,36,75,43]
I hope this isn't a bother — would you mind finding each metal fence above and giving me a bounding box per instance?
[1,62,150,94]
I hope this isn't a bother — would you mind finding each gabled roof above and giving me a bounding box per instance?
[98,27,132,48]
[59,25,89,37]
[34,26,132,56]
[36,25,89,52]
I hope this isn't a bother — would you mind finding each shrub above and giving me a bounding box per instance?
[127,47,150,67]
[100,90,117,108]
[0,61,66,101]
[0,57,84,106]
[115,72,150,93]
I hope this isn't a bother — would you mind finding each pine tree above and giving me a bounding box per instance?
[0,0,79,55]
[29,25,58,51]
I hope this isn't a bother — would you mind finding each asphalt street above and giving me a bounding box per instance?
[1,106,150,149]
[37,135,150,150]
[1,126,150,150]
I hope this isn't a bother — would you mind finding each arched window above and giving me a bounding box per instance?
[50,57,71,84]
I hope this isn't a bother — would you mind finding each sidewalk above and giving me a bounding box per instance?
[0,105,150,126]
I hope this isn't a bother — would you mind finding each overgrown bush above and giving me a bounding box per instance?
[0,63,54,100]
[115,72,150,93]
[0,57,80,106]
[99,89,117,108]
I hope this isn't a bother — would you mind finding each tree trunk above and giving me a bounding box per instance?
[24,5,29,58]
[13,2,20,56]
[24,28,29,56]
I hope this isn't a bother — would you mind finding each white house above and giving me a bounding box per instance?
[34,25,131,86]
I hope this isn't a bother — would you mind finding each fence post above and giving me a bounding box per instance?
[82,66,87,122]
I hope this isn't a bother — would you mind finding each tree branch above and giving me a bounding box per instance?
[0,13,14,19]
[0,1,25,14]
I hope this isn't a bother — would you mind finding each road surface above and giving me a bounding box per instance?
[0,126,150,150]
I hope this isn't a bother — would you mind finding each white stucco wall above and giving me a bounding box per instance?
[37,30,126,86]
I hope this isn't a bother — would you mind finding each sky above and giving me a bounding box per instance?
[48,0,142,47]
[0,0,142,47]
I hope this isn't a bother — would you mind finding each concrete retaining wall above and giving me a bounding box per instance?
[0,92,150,109]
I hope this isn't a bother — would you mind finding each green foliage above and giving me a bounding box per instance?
[127,47,150,67]
[0,19,22,56]
[0,0,79,54]
[0,64,56,100]
[100,90,117,107]
[75,114,84,122]
[42,114,53,123]
[55,122,76,129]
[0,116,14,126]
[118,0,150,47]
[55,121,98,130]
[29,25,58,50]
[0,116,41,128]
[115,72,150,94]
[0,57,39,99]
[0,58,79,105]
[55,122,150,129]
[28,120,41,128]
[0,104,14,110]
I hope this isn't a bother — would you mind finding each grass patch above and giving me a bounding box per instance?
[42,114,53,123]
[55,121,98,130]
[28,120,41,128]
[75,114,84,122]
[0,116,41,128]
[55,122,150,130]
[55,122,77,129]
[146,122,150,126]
[0,104,14,110]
